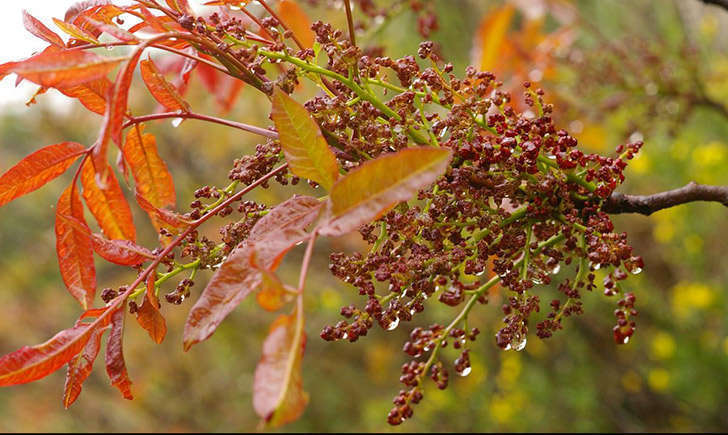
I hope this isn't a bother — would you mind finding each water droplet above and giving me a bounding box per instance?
[171,117,184,127]
[512,335,527,351]
[631,267,642,275]
[409,308,416,315]
[423,344,431,352]
[591,262,601,271]
[550,264,561,274]
[622,336,630,344]
[459,366,472,377]
[386,317,400,331]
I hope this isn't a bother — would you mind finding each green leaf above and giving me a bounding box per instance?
[270,88,339,191]
[320,147,452,237]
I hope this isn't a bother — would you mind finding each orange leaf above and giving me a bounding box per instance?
[0,306,114,387]
[91,233,153,266]
[471,4,515,73]
[80,16,137,43]
[63,324,108,408]
[135,189,190,231]
[52,17,100,44]
[278,0,315,48]
[165,0,193,15]
[105,305,133,399]
[255,267,295,312]
[108,48,145,146]
[81,158,136,241]
[23,10,64,47]
[58,77,111,115]
[121,125,175,210]
[253,307,308,427]
[140,57,190,112]
[0,142,86,207]
[183,196,322,350]
[0,46,124,89]
[320,147,452,237]
[135,276,167,344]
[55,185,97,309]
[271,88,339,190]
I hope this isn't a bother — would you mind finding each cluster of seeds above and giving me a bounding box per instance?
[161,10,647,425]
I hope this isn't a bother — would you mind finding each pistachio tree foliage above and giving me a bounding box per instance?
[4,0,724,428]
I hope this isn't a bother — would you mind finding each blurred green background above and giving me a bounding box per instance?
[1,0,727,431]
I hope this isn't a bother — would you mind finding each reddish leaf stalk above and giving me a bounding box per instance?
[123,112,278,139]
[69,41,230,75]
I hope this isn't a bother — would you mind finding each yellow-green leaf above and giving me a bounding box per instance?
[271,88,339,190]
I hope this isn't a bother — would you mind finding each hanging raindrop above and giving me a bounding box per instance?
[171,117,184,127]
[386,317,400,331]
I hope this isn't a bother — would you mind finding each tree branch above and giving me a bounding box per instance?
[603,181,728,215]
[700,0,728,11]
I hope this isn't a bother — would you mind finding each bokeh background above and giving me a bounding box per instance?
[1,0,727,431]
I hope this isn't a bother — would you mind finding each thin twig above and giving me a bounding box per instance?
[604,181,728,215]
[700,0,728,11]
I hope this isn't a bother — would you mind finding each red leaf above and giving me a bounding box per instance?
[63,324,108,408]
[135,276,167,344]
[195,61,245,113]
[319,147,452,237]
[81,158,136,241]
[105,305,133,399]
[58,77,111,115]
[140,57,190,112]
[0,46,124,89]
[121,125,176,210]
[91,233,153,266]
[0,142,86,207]
[183,196,321,350]
[23,10,64,47]
[0,306,114,387]
[253,307,308,427]
[55,185,97,309]
[183,244,259,351]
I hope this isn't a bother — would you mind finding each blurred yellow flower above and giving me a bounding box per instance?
[647,368,671,392]
[650,332,676,360]
[671,281,715,320]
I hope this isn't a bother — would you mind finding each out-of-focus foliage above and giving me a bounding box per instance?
[0,0,727,431]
